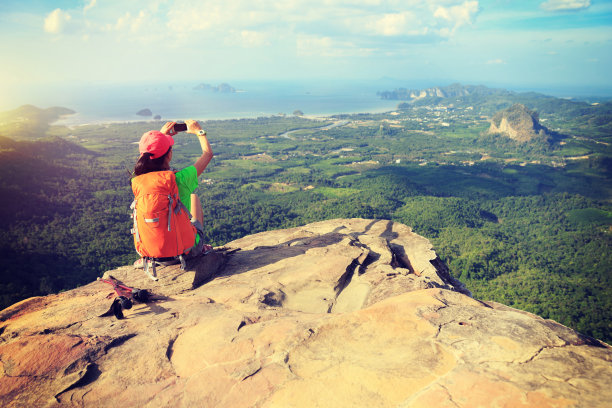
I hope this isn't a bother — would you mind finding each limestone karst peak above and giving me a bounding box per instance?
[489,103,551,143]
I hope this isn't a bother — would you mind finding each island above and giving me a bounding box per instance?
[193,83,237,93]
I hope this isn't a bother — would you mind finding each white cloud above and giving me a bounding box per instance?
[297,35,333,56]
[43,1,484,57]
[239,30,270,47]
[84,0,97,14]
[166,2,221,33]
[165,1,478,39]
[112,10,150,33]
[437,27,453,38]
[296,35,373,57]
[44,9,72,34]
[365,12,419,36]
[540,0,591,12]
[5,0,611,85]
[132,11,148,32]
[434,1,480,31]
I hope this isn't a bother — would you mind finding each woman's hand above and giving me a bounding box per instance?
[185,119,202,134]
[160,121,177,136]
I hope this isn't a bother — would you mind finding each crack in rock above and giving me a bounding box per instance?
[166,335,179,361]
[104,334,137,352]
[389,243,415,273]
[328,248,371,313]
[439,384,461,408]
[333,258,360,298]
[240,366,262,382]
[517,342,570,365]
[237,315,262,332]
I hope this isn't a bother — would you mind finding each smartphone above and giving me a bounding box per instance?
[173,123,188,132]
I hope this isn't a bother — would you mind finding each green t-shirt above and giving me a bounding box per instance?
[174,165,198,214]
[175,165,201,245]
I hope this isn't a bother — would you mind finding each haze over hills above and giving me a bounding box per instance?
[0,105,75,140]
[377,83,512,101]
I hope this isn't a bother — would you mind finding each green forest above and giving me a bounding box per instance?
[0,93,610,343]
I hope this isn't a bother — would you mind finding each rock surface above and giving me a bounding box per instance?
[0,219,610,407]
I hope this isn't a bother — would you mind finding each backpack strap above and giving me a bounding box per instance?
[174,196,190,216]
[130,200,140,243]
[167,194,173,231]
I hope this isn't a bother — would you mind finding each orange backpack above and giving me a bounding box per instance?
[131,171,196,279]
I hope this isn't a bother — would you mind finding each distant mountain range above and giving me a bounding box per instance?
[377,83,612,129]
[377,83,511,101]
[0,105,74,125]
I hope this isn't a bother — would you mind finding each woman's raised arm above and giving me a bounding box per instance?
[185,119,213,176]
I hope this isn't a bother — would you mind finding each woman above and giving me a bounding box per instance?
[133,119,213,268]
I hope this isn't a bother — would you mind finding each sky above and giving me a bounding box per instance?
[0,0,611,94]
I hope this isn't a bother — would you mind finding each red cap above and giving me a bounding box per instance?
[139,130,174,159]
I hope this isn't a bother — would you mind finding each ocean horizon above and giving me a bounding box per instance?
[3,79,610,126]
[5,80,405,126]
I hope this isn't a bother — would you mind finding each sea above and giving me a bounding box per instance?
[3,79,609,126]
[2,80,406,126]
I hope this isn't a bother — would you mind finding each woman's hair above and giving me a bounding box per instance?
[133,147,171,176]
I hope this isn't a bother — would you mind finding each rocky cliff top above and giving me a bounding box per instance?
[1,219,610,407]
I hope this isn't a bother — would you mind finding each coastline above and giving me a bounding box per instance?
[33,80,400,127]
[51,105,398,128]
